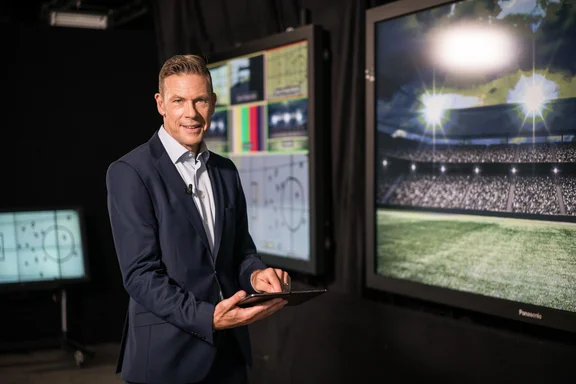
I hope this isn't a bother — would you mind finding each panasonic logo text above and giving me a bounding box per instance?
[518,309,543,320]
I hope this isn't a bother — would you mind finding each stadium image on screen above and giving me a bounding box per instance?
[373,0,576,316]
[267,98,308,151]
[207,39,312,261]
[0,209,87,284]
[206,108,229,154]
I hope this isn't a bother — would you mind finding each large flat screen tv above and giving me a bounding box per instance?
[365,0,576,333]
[205,25,329,275]
[0,207,90,290]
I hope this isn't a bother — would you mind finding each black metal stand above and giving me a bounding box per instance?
[56,287,94,367]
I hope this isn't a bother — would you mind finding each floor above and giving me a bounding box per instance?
[0,343,124,384]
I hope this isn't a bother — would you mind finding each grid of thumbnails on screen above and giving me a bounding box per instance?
[0,209,87,285]
[206,40,310,261]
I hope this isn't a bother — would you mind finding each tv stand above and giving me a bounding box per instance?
[54,287,94,367]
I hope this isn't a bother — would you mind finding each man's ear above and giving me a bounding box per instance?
[155,93,166,116]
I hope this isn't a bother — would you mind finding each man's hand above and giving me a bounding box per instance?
[251,268,291,293]
[213,290,287,330]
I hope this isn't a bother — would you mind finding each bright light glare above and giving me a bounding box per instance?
[432,25,514,72]
[507,74,559,118]
[523,84,546,114]
[421,93,449,127]
[512,167,517,174]
[295,110,303,124]
[553,167,558,174]
[474,167,480,174]
[441,166,446,173]
[411,164,416,171]
[382,160,388,167]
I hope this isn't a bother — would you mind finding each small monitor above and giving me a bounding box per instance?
[0,207,89,289]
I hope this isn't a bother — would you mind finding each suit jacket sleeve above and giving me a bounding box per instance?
[106,160,215,344]
[232,165,268,294]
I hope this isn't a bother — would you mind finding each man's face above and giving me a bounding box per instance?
[155,73,217,153]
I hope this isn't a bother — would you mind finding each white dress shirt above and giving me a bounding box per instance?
[158,126,216,254]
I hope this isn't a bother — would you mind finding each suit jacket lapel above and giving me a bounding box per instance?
[207,157,224,261]
[149,132,211,255]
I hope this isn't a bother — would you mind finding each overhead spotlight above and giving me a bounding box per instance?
[553,167,559,174]
[49,10,109,29]
[382,159,388,167]
[440,165,446,173]
[474,167,480,174]
[44,0,148,30]
[511,167,517,174]
[411,164,416,171]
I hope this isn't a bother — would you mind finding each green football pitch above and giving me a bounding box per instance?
[376,209,576,312]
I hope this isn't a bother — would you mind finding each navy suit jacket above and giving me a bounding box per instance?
[106,131,267,384]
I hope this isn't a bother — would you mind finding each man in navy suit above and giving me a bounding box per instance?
[106,54,291,384]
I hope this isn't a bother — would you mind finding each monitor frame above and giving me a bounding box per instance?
[365,0,576,333]
[0,205,91,292]
[207,24,329,276]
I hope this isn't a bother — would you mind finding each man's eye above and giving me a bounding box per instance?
[174,99,182,103]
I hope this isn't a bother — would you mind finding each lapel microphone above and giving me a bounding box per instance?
[185,184,195,195]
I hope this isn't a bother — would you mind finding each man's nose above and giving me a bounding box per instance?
[184,100,198,118]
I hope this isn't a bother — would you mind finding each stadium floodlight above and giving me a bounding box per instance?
[382,159,388,167]
[411,164,416,171]
[508,74,559,121]
[474,167,480,174]
[522,83,546,115]
[430,24,514,73]
[421,93,447,128]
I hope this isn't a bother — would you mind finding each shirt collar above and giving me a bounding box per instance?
[158,125,211,164]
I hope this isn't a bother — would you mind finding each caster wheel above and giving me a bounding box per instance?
[74,350,85,367]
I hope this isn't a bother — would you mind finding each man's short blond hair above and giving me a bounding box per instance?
[158,54,213,95]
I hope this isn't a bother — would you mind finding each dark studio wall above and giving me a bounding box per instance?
[1,19,160,347]
[1,0,575,383]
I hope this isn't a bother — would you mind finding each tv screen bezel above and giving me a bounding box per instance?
[207,24,328,276]
[0,205,91,292]
[365,0,576,333]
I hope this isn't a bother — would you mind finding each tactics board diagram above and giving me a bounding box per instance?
[229,152,310,260]
[265,41,308,101]
[0,210,86,284]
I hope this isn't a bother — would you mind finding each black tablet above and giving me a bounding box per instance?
[237,289,327,308]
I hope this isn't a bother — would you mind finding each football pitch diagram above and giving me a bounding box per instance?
[0,210,85,283]
[376,209,576,312]
[229,152,310,260]
[266,41,308,101]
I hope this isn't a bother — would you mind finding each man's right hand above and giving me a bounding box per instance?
[213,290,287,330]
